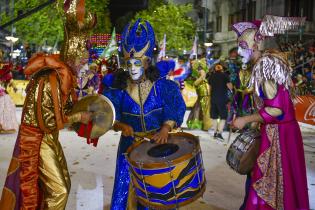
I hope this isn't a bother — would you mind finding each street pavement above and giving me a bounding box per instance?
[0,108,314,210]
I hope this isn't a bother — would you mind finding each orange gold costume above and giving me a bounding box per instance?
[0,54,80,210]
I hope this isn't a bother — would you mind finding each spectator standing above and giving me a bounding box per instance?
[207,64,233,141]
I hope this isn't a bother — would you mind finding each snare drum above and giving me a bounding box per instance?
[226,129,261,175]
[126,132,206,209]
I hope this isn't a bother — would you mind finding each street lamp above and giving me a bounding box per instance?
[5,36,19,43]
[204,42,213,47]
[5,36,19,60]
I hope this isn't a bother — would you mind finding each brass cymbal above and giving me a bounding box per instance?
[71,94,115,139]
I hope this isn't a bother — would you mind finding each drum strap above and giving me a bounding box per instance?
[49,73,65,130]
[36,73,64,133]
[36,78,52,134]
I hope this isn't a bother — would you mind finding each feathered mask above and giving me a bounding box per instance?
[232,15,306,49]
[122,19,155,60]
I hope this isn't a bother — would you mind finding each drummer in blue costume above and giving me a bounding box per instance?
[104,19,186,210]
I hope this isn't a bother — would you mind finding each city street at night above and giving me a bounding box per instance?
[0,109,314,210]
[1,0,315,209]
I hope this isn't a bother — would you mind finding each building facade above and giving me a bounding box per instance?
[209,0,315,56]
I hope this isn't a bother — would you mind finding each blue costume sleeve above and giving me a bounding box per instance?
[104,89,123,121]
[102,73,114,89]
[159,79,186,127]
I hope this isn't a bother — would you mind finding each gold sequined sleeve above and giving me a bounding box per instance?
[194,70,206,86]
[163,120,176,130]
[41,79,57,131]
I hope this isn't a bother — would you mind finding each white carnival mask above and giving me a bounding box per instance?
[238,47,253,64]
[127,58,144,81]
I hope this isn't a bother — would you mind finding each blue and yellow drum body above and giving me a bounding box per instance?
[126,132,206,209]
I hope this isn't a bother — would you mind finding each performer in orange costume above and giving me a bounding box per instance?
[0,54,90,210]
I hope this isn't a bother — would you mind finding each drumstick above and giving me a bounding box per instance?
[227,114,236,144]
[134,134,155,143]
[227,89,238,144]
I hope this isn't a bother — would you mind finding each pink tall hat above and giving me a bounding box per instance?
[232,21,262,49]
[232,21,259,37]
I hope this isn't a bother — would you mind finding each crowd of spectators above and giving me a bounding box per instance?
[1,38,315,97]
[279,40,315,95]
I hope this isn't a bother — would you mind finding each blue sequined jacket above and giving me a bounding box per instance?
[104,78,186,132]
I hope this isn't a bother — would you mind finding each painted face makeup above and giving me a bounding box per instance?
[127,59,144,81]
[238,46,253,64]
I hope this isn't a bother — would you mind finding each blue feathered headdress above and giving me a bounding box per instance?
[156,60,175,78]
[122,19,155,59]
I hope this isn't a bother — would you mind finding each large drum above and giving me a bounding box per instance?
[126,132,206,209]
[226,129,261,175]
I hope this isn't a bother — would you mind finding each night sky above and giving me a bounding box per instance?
[109,0,148,25]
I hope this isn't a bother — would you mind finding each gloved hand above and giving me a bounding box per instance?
[113,122,134,137]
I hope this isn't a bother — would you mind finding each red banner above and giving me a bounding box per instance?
[294,95,315,126]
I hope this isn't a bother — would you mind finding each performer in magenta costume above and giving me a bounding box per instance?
[232,15,309,210]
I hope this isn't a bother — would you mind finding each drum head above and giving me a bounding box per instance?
[71,94,115,139]
[226,129,261,175]
[128,132,199,168]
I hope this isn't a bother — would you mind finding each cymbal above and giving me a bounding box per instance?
[71,94,115,139]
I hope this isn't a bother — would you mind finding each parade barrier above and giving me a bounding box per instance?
[181,81,198,108]
[295,95,315,126]
[6,79,29,106]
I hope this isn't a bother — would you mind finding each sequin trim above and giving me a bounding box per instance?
[259,15,305,37]
[250,51,293,96]
[253,124,284,209]
[122,108,162,116]
[126,79,154,106]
